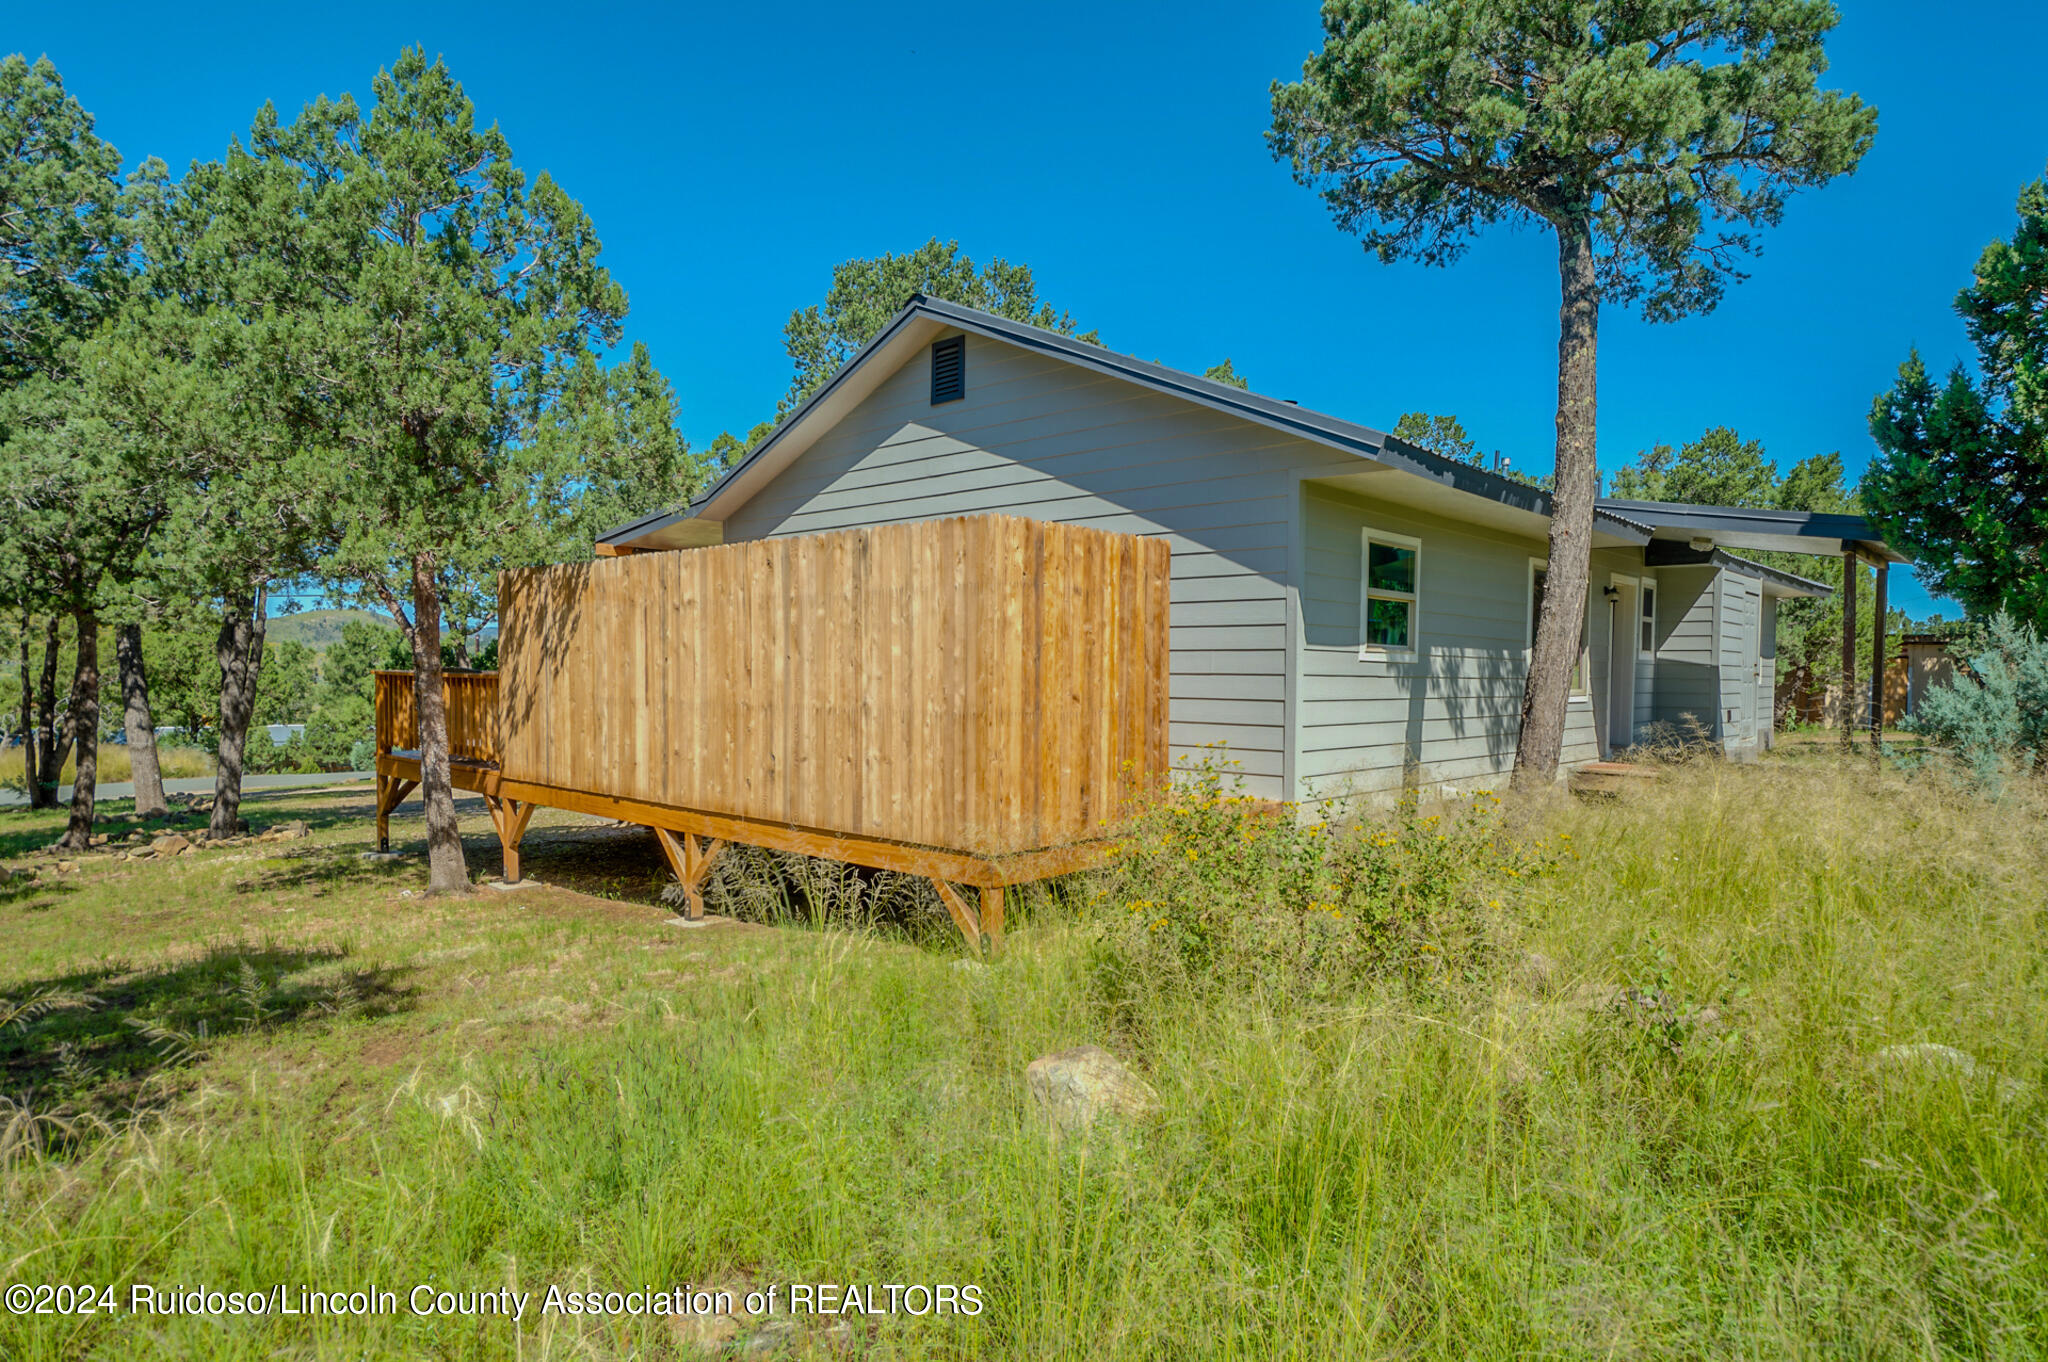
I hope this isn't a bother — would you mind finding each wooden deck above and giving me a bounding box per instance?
[374,515,1171,953]
[1569,760,1662,794]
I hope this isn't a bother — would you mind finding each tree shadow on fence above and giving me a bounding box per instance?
[1,943,415,1164]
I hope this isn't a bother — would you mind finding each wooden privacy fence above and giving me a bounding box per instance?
[375,514,1171,952]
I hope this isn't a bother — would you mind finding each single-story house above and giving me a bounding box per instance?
[599,297,1903,804]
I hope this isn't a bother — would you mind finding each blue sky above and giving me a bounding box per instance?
[20,1,2048,620]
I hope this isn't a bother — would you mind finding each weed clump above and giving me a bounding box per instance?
[1088,756,1563,1013]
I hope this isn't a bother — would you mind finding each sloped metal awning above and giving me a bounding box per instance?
[1598,498,1908,565]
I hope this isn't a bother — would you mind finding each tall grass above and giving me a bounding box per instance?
[0,760,2042,1358]
[0,743,211,789]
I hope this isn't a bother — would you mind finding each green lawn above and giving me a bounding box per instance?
[1,760,2043,1360]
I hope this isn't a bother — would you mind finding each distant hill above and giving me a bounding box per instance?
[265,608,401,650]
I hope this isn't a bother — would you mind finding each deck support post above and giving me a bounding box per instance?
[929,879,983,956]
[979,885,1005,951]
[375,775,418,853]
[654,827,724,920]
[930,879,1005,956]
[1869,558,1888,760]
[1839,548,1858,755]
[485,795,537,883]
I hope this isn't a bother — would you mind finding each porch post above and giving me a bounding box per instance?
[1839,548,1857,754]
[1869,558,1888,757]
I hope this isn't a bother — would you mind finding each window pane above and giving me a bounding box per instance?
[1366,597,1412,649]
[1367,542,1415,594]
[1641,586,1656,621]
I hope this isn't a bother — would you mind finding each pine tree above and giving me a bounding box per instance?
[1269,0,1876,784]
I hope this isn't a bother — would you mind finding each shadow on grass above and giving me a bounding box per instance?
[229,848,423,898]
[510,823,672,903]
[1,942,416,1161]
[0,811,66,862]
[1,783,383,864]
[2,874,77,913]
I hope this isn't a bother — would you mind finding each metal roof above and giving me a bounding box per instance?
[597,296,1656,549]
[599,299,1900,585]
[1597,497,1905,565]
[1643,541,1835,597]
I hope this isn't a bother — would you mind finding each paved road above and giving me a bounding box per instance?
[0,771,374,808]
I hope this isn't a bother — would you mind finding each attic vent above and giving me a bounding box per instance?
[930,335,965,404]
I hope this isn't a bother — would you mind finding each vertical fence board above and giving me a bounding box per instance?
[389,516,1169,858]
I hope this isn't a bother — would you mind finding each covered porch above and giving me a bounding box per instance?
[1596,499,1912,757]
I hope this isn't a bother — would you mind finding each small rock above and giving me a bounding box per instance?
[1874,1042,2032,1104]
[1875,1042,1978,1076]
[1026,1045,1159,1133]
[56,860,78,874]
[1497,1052,1540,1091]
[0,866,11,885]
[278,819,310,839]
[152,833,193,858]
[89,834,109,847]
[126,849,153,861]
[733,1319,799,1357]
[1517,951,1559,996]
[669,1310,744,1353]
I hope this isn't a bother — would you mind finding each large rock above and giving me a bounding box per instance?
[1026,1045,1158,1132]
[152,833,193,858]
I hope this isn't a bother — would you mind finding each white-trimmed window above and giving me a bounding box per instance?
[1359,529,1420,658]
[1638,577,1658,657]
[1527,559,1589,698]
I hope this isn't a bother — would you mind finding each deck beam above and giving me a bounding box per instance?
[372,756,1103,944]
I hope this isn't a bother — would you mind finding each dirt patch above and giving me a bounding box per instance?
[357,1033,419,1068]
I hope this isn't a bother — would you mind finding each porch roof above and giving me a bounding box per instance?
[1597,498,1907,565]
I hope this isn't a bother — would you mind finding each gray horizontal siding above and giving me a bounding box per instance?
[721,330,1327,799]
[1294,486,1598,801]
[1719,575,1762,748]
[1651,566,1722,736]
[1634,570,1657,736]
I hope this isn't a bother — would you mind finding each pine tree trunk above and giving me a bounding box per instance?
[410,553,470,893]
[1514,216,1601,789]
[16,611,36,806]
[57,604,100,852]
[118,622,167,817]
[209,587,267,840]
[29,614,69,810]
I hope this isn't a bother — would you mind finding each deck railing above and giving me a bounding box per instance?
[374,670,502,766]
